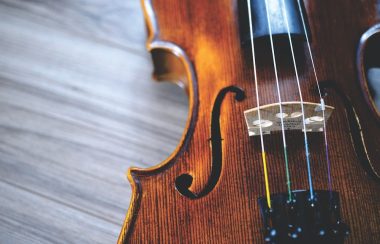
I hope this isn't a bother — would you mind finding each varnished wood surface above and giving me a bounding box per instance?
[120,0,380,243]
[0,0,188,243]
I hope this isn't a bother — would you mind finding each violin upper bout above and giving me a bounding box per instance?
[141,0,194,94]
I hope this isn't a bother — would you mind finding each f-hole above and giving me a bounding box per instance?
[175,86,245,199]
[319,81,380,182]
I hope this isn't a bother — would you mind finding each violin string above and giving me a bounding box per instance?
[247,0,272,209]
[297,0,333,197]
[263,0,292,201]
[281,0,315,200]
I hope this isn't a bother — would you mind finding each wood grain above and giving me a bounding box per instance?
[119,0,380,243]
[0,0,188,243]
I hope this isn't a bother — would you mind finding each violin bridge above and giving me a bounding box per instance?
[244,101,334,136]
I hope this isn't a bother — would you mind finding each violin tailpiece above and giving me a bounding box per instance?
[258,190,350,243]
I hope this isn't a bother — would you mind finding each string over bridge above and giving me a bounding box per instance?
[244,102,334,136]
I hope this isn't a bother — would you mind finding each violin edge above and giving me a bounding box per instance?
[356,23,380,123]
[118,0,199,242]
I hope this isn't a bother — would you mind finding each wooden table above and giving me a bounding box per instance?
[0,0,188,243]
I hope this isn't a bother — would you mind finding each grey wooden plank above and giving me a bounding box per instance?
[0,0,146,53]
[0,180,119,244]
[0,0,189,242]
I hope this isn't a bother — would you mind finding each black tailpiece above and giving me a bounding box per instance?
[258,190,350,243]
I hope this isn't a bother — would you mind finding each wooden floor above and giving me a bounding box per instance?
[0,0,188,243]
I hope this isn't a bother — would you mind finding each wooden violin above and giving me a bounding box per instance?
[119,0,380,243]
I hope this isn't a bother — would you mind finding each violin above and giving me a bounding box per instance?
[119,0,380,243]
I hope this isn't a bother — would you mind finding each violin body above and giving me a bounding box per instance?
[119,0,380,243]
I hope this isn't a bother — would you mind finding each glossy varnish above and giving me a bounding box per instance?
[119,0,380,243]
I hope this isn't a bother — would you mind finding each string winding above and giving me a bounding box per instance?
[296,0,333,197]
[247,0,333,205]
[263,0,293,202]
[247,0,272,209]
[280,0,315,200]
